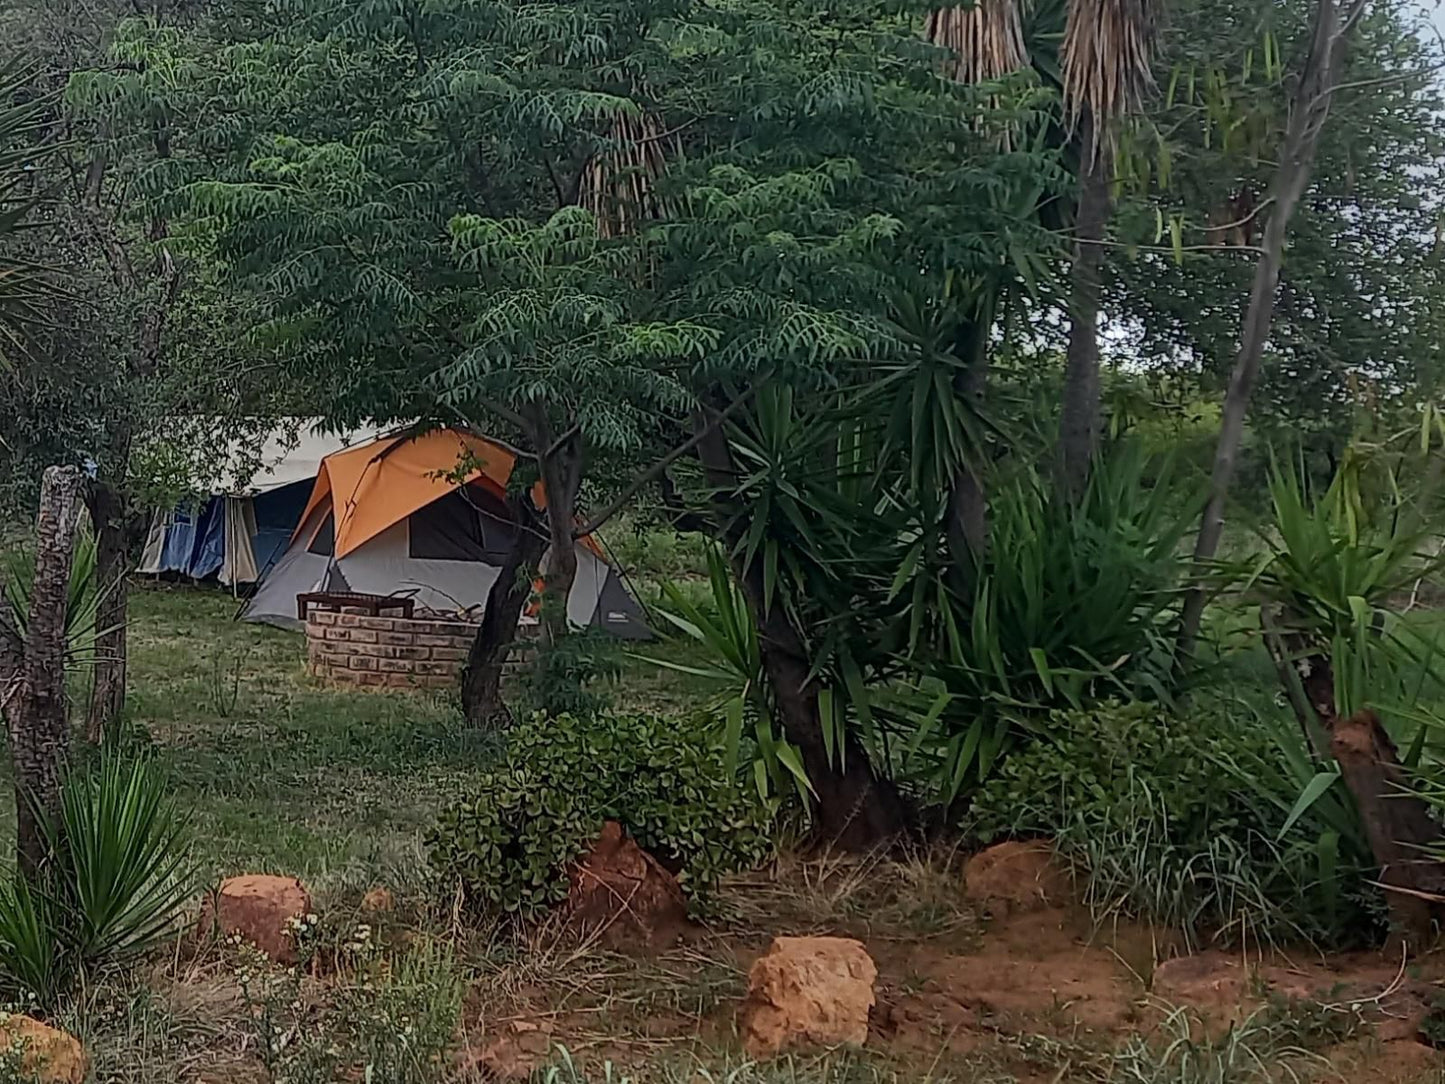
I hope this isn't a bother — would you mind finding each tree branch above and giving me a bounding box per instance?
[574,384,759,538]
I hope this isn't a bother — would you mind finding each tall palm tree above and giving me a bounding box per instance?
[926,0,1160,498]
[1057,0,1158,496]
[0,57,57,366]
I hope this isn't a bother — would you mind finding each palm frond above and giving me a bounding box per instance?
[926,2,1030,84]
[1060,0,1158,127]
[578,109,677,239]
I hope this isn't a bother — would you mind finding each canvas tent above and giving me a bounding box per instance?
[241,428,650,639]
[138,422,385,586]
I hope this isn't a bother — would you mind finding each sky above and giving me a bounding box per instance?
[1428,1,1445,45]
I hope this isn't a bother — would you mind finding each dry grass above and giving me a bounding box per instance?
[722,843,981,946]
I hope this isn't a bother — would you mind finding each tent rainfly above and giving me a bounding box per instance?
[241,428,651,638]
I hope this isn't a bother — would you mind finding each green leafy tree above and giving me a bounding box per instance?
[0,57,58,363]
[2,0,287,742]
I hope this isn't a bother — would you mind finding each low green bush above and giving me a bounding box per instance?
[967,701,1375,948]
[428,711,774,917]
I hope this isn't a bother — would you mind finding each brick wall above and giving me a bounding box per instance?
[305,610,484,691]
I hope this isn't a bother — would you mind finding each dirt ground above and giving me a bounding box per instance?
[442,851,1445,1084]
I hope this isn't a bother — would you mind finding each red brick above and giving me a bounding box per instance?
[415,634,463,648]
[348,655,378,672]
[429,647,469,663]
[415,661,462,677]
[418,620,477,638]
[394,646,430,662]
[378,631,415,646]
[358,616,397,632]
[346,628,379,644]
[376,659,413,674]
[308,611,338,627]
[382,672,417,688]
[323,627,351,642]
[336,613,364,627]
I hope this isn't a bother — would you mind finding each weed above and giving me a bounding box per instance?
[206,643,250,718]
[1108,1006,1324,1083]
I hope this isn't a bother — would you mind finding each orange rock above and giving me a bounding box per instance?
[741,936,877,1058]
[964,840,1068,914]
[0,1014,87,1084]
[566,822,690,949]
[202,874,312,964]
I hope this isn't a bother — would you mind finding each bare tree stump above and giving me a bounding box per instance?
[5,466,85,873]
[1331,709,1445,947]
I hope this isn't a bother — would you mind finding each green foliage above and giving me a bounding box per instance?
[646,545,812,803]
[518,628,622,720]
[428,711,773,918]
[237,938,462,1084]
[0,755,197,1005]
[1114,0,1445,448]
[1242,449,1445,723]
[1108,1006,1322,1084]
[891,445,1200,808]
[0,55,59,364]
[1,524,104,665]
[968,702,1373,947]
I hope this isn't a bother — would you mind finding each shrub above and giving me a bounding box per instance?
[517,628,623,719]
[966,702,1374,947]
[0,754,197,1004]
[428,711,774,917]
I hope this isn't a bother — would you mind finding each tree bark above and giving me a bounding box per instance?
[1331,709,1445,948]
[1058,110,1110,500]
[6,467,85,874]
[85,471,131,745]
[529,409,583,644]
[738,556,909,849]
[1176,0,1366,663]
[694,407,908,850]
[461,498,547,728]
[1261,616,1445,946]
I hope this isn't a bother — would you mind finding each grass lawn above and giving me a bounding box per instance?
[120,584,712,895]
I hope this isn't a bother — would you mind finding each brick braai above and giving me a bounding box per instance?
[305,610,478,690]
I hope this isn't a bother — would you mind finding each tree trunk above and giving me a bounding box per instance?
[1176,0,1363,663]
[694,407,908,850]
[1331,708,1445,948]
[85,475,131,745]
[1058,110,1110,500]
[6,467,85,874]
[529,410,583,644]
[461,498,547,728]
[740,557,909,850]
[1262,618,1445,945]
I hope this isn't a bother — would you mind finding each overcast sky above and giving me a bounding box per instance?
[1427,1,1445,44]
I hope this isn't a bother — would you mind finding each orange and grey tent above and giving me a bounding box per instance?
[241,428,650,638]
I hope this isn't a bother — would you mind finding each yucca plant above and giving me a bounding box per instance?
[893,444,1199,807]
[643,545,814,801]
[1237,449,1445,941]
[2,524,107,666]
[1241,452,1445,731]
[0,754,197,1004]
